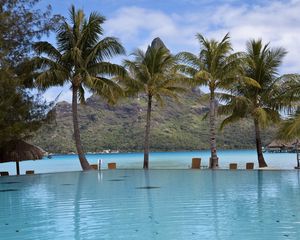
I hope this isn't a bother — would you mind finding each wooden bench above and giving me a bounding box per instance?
[246,162,254,170]
[191,158,201,169]
[90,164,98,170]
[0,171,9,176]
[108,162,116,169]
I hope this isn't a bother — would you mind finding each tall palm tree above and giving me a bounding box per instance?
[219,39,287,167]
[124,38,185,169]
[177,33,242,169]
[33,6,125,170]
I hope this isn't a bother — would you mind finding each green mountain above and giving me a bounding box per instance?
[31,89,276,153]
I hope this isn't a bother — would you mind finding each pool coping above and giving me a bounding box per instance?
[1,167,300,178]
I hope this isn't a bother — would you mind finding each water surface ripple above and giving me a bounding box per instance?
[0,170,300,239]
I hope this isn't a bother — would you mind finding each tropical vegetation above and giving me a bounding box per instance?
[177,33,242,168]
[0,0,59,154]
[279,110,300,140]
[31,92,277,154]
[219,39,288,167]
[277,75,300,140]
[123,38,185,168]
[32,6,125,170]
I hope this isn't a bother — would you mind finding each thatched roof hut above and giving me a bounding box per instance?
[267,140,285,148]
[266,139,300,152]
[0,140,45,175]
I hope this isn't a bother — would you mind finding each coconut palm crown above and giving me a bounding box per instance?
[33,5,125,170]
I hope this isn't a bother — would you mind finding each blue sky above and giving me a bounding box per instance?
[37,0,300,102]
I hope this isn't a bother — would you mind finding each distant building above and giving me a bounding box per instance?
[266,139,300,153]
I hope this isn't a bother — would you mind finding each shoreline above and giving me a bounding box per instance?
[49,148,261,156]
[1,150,298,176]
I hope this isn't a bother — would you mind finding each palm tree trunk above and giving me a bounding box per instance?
[143,95,152,169]
[209,91,219,169]
[254,118,268,168]
[72,85,91,170]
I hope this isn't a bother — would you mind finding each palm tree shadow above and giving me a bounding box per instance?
[143,170,160,237]
[211,171,221,240]
[74,172,84,240]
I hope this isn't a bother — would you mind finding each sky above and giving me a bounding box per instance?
[37,0,300,102]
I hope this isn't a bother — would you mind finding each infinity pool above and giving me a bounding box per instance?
[1,170,300,239]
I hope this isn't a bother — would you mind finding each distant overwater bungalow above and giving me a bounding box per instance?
[265,139,300,153]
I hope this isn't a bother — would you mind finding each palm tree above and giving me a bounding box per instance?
[177,33,242,169]
[219,39,287,167]
[277,75,300,139]
[123,38,185,169]
[278,110,300,139]
[33,6,125,170]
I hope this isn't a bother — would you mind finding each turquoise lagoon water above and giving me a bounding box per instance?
[1,170,300,239]
[0,150,298,175]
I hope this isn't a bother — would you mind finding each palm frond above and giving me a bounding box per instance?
[194,70,212,86]
[277,110,300,140]
[253,107,281,128]
[241,76,261,88]
[87,62,126,77]
[86,76,124,104]
[57,21,74,52]
[219,115,242,131]
[78,85,86,104]
[35,69,67,90]
[80,11,105,50]
[176,64,198,78]
[86,37,125,64]
[33,42,62,61]
[175,52,200,69]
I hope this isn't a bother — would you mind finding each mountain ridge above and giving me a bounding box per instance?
[31,89,276,153]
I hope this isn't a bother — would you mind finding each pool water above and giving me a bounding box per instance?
[1,170,300,239]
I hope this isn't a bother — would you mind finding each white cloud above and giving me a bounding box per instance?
[43,85,94,103]
[105,1,300,73]
[210,1,300,73]
[43,86,71,103]
[45,0,300,103]
[104,7,199,53]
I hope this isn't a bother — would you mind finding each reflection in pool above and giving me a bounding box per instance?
[0,170,300,239]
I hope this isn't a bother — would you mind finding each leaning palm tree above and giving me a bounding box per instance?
[219,39,287,167]
[124,38,185,169]
[33,6,125,170]
[177,33,242,169]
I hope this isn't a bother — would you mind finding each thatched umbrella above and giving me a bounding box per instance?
[0,140,45,175]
